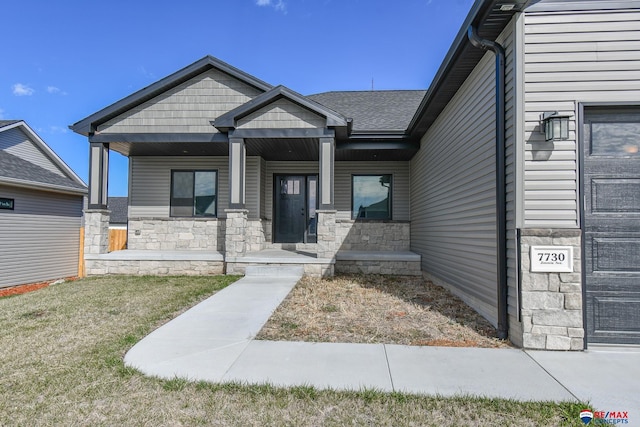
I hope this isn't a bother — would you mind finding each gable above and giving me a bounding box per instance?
[0,127,65,177]
[97,68,263,134]
[237,98,327,129]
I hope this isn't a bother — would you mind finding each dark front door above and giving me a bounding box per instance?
[274,175,317,243]
[583,106,640,345]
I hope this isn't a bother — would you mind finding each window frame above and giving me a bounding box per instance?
[170,169,218,218]
[351,173,393,220]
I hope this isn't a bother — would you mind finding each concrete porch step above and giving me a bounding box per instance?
[245,266,304,278]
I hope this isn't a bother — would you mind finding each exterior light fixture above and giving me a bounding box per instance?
[541,111,570,141]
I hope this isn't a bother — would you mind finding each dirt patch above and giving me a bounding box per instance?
[257,275,510,348]
[0,277,76,298]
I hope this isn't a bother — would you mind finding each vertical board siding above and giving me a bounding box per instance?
[0,128,65,176]
[237,99,326,129]
[0,185,83,288]
[129,157,230,218]
[410,32,505,326]
[263,161,410,221]
[97,69,262,134]
[523,7,640,228]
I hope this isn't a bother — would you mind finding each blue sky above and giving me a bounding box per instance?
[1,0,474,196]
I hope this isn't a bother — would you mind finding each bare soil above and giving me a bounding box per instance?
[0,277,76,298]
[257,274,510,348]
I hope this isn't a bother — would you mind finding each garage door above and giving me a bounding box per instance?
[583,106,640,345]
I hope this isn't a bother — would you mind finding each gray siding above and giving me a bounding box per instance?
[0,184,83,288]
[410,26,513,326]
[97,69,262,134]
[0,127,65,176]
[129,157,231,218]
[263,161,410,221]
[237,99,325,129]
[523,5,640,227]
[245,156,261,218]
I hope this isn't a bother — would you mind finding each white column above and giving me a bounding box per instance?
[318,137,335,210]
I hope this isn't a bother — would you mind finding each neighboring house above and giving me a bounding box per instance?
[107,197,128,229]
[71,0,640,350]
[0,120,87,288]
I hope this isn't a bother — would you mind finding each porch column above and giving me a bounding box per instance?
[318,137,334,210]
[224,209,248,259]
[228,137,246,209]
[85,142,110,257]
[88,142,109,209]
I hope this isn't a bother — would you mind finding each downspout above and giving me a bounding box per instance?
[467,25,508,340]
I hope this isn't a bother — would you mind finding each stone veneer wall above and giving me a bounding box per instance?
[336,220,410,251]
[520,229,583,350]
[336,260,421,276]
[85,259,224,276]
[127,218,225,251]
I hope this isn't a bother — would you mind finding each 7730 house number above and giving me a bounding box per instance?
[530,246,573,273]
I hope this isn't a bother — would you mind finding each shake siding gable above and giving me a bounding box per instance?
[97,69,262,134]
[237,99,326,129]
[523,7,640,228]
[410,23,517,327]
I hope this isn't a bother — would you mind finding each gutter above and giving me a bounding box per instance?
[467,25,508,340]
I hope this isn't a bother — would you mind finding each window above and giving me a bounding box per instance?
[585,109,640,157]
[352,174,392,220]
[170,170,217,217]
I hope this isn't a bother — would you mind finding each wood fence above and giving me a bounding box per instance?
[108,229,128,252]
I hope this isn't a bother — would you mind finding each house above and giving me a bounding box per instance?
[0,120,87,288]
[107,197,128,229]
[71,0,640,349]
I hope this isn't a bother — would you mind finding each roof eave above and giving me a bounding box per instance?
[407,0,532,139]
[0,177,88,196]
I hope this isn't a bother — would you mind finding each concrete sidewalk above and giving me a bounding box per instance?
[125,267,640,415]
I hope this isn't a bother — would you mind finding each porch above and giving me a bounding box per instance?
[83,247,421,278]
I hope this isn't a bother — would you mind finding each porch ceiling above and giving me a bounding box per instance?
[108,141,229,157]
[107,137,418,161]
[245,138,319,161]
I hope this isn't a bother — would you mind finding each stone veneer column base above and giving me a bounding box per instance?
[316,210,337,260]
[84,209,110,255]
[225,209,248,258]
[520,229,584,351]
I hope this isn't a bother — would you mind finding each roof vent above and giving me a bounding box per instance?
[499,4,515,11]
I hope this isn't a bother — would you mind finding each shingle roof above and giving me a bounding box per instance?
[0,150,86,191]
[107,197,128,224]
[0,120,21,128]
[307,90,426,132]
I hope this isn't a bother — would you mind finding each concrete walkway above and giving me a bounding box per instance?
[125,267,640,415]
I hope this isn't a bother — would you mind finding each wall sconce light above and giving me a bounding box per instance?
[540,111,570,141]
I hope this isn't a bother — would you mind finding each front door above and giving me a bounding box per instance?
[274,175,317,243]
[583,106,640,345]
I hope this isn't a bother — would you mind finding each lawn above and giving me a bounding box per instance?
[0,275,589,426]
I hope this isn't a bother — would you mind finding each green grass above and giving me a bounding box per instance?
[0,275,591,426]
